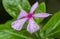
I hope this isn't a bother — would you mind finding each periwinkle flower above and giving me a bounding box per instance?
[11,2,51,33]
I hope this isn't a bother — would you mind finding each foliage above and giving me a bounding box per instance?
[1,0,60,39]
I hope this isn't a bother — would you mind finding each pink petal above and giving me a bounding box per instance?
[27,18,40,33]
[11,18,28,30]
[30,2,38,13]
[17,9,28,19]
[33,13,52,18]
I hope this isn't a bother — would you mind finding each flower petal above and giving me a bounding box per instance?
[33,13,52,18]
[17,9,28,19]
[11,18,28,30]
[30,2,38,13]
[27,18,40,33]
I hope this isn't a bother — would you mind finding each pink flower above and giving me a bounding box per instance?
[11,2,51,33]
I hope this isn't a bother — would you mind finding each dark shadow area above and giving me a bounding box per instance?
[46,0,60,13]
[29,0,44,5]
[0,0,13,24]
[29,0,39,5]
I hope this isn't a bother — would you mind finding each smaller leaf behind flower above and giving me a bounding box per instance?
[34,2,46,25]
[35,2,46,13]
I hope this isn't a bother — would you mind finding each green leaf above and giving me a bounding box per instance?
[35,2,46,13]
[0,30,12,39]
[40,11,60,38]
[2,0,31,18]
[0,30,29,39]
[34,2,46,24]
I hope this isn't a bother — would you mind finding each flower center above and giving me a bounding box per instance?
[27,13,33,18]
